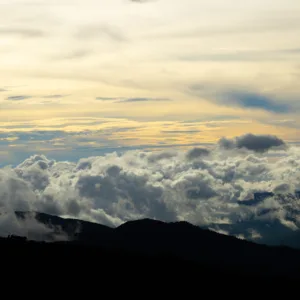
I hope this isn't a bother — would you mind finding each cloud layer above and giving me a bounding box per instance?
[0,134,300,247]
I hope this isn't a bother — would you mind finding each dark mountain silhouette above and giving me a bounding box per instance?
[16,211,113,242]
[8,211,300,284]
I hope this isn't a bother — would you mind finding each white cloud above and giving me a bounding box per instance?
[0,167,68,241]
[0,134,300,246]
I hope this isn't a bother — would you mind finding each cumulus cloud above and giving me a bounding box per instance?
[219,134,286,152]
[186,148,210,160]
[0,134,300,247]
[0,167,68,241]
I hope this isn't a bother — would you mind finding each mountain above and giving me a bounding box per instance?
[16,211,113,242]
[10,211,300,282]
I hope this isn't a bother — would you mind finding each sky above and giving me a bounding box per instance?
[1,1,300,245]
[0,0,300,164]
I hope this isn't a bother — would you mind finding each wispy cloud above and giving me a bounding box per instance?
[96,97,171,103]
[178,48,300,62]
[53,49,92,61]
[96,97,122,101]
[221,91,291,113]
[130,0,153,2]
[44,95,69,99]
[76,25,127,42]
[189,85,292,114]
[0,28,45,38]
[6,95,32,101]
[118,97,171,103]
[161,130,201,134]
[148,16,300,40]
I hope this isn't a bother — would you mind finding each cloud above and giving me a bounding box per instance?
[44,95,69,99]
[161,130,201,134]
[0,28,45,38]
[0,212,69,242]
[219,134,286,152]
[186,148,210,160]
[177,48,300,62]
[189,85,292,113]
[55,49,91,60]
[0,166,68,241]
[76,25,126,42]
[150,16,300,40]
[118,97,171,103]
[1,134,300,247]
[221,91,290,113]
[96,97,122,101]
[96,97,171,103]
[130,0,153,2]
[6,95,32,101]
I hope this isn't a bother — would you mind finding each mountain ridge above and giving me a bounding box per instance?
[13,211,300,260]
[0,211,297,282]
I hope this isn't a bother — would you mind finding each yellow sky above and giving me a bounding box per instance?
[0,0,300,163]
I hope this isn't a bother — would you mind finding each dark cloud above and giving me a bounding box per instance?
[96,97,121,101]
[189,85,292,114]
[186,148,210,160]
[219,134,286,152]
[6,95,32,101]
[273,183,292,194]
[236,134,286,152]
[221,91,290,113]
[147,151,177,163]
